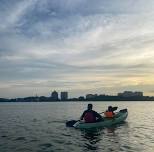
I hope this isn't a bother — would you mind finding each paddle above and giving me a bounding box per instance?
[66,120,79,127]
[99,106,118,114]
[111,106,118,111]
[99,111,105,114]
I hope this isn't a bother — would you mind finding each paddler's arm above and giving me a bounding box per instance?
[94,111,103,119]
[80,111,86,120]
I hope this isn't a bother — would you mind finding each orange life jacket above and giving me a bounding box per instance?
[84,112,96,123]
[104,111,114,118]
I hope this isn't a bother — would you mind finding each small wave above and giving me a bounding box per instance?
[120,145,132,151]
[61,133,71,137]
[52,139,64,144]
[15,137,26,141]
[1,135,7,138]
[39,143,53,148]
[32,118,38,122]
[123,145,132,149]
[30,139,39,142]
[84,143,98,150]
[48,120,66,124]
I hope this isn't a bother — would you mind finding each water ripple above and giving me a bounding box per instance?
[0,102,154,152]
[14,137,26,141]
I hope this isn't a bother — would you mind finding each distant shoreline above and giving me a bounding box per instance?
[1,95,154,102]
[0,100,154,102]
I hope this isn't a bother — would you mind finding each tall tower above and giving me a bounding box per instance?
[61,92,68,101]
[51,91,59,101]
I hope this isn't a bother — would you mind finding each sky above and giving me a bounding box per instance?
[0,0,154,98]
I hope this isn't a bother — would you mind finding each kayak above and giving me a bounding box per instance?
[66,109,128,129]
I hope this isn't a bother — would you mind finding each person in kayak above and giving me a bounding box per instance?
[80,104,103,123]
[104,106,115,118]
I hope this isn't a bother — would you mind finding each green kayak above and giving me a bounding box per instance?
[66,109,128,129]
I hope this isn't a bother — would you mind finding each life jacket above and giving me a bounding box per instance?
[84,112,96,123]
[104,111,114,118]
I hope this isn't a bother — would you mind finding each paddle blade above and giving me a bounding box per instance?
[112,106,118,111]
[66,120,78,127]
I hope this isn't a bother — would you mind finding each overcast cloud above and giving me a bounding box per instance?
[0,0,154,98]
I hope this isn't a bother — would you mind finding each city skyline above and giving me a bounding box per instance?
[0,90,148,100]
[1,90,154,102]
[0,1,154,98]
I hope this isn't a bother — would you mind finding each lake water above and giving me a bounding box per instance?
[0,101,154,152]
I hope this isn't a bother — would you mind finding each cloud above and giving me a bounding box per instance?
[0,0,154,97]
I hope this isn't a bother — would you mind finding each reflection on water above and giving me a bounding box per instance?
[80,123,128,152]
[81,129,102,151]
[0,102,154,152]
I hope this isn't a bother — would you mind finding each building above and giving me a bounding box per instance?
[51,91,59,101]
[134,92,143,97]
[61,92,68,101]
[78,96,85,101]
[118,91,143,97]
[86,94,97,100]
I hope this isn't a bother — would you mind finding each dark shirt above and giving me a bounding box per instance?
[80,110,102,122]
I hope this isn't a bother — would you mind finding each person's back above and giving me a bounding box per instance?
[80,104,102,123]
[104,111,114,118]
[81,109,96,123]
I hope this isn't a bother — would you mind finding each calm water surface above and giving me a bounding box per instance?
[0,101,154,152]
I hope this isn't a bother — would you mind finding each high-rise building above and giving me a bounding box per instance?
[51,91,59,101]
[61,92,68,101]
